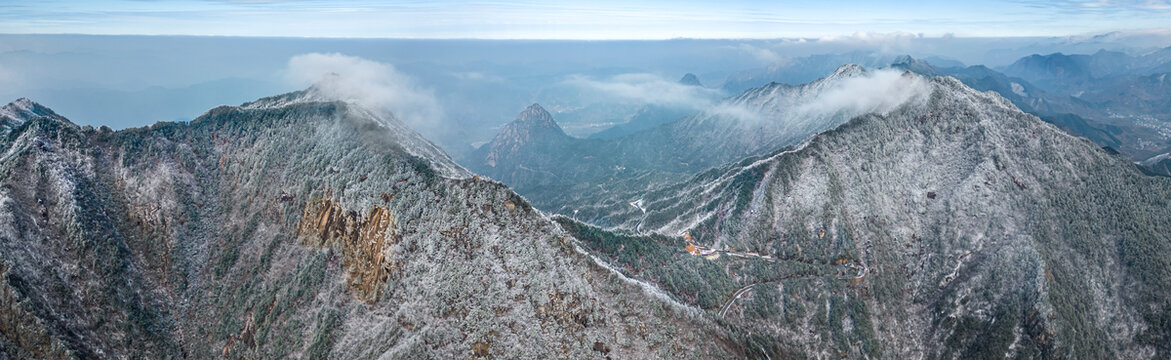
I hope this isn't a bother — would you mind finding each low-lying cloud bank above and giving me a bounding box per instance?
[563,73,725,110]
[0,63,15,87]
[705,67,931,128]
[285,53,443,130]
[734,43,787,65]
[562,67,930,130]
[793,68,930,119]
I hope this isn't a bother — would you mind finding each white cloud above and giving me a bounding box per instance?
[789,69,931,120]
[563,73,725,110]
[703,68,931,129]
[450,71,505,82]
[816,31,923,53]
[285,52,442,130]
[706,103,764,123]
[734,43,787,64]
[1055,0,1171,10]
[0,63,15,87]
[1141,0,1171,9]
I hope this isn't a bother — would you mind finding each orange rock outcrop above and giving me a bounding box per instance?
[296,194,399,303]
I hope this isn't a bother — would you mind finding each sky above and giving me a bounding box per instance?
[1,0,1170,39]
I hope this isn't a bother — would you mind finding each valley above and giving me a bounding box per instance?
[2,30,1171,359]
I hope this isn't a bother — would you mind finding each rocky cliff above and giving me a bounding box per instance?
[0,90,737,358]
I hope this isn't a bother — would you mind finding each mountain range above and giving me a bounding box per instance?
[562,74,1171,358]
[0,89,740,358]
[2,57,1171,358]
[710,49,1171,169]
[897,51,1171,165]
[468,65,931,212]
[1000,48,1171,92]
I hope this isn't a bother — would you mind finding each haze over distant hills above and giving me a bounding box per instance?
[883,52,1171,166]
[560,74,1171,358]
[468,65,936,210]
[2,26,1171,359]
[4,32,1171,153]
[0,89,743,358]
[8,61,1170,358]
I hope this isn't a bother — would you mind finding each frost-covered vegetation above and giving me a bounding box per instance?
[2,67,1170,359]
[0,90,740,358]
[468,66,931,213]
[565,74,1171,358]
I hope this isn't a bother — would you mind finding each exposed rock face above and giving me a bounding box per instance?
[4,66,1170,358]
[296,193,398,303]
[0,94,738,358]
[482,103,568,168]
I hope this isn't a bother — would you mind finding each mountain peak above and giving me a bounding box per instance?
[2,98,56,121]
[240,88,327,110]
[9,97,34,108]
[891,55,929,68]
[226,87,471,180]
[568,72,1171,358]
[242,73,370,110]
[830,63,867,78]
[521,102,550,116]
[515,103,559,129]
[1,98,63,134]
[679,73,702,86]
[479,103,569,167]
[889,55,942,76]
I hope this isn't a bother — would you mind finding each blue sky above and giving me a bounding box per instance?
[1,0,1169,39]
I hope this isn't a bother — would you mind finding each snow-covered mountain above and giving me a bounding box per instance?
[0,97,58,135]
[562,74,1171,358]
[5,63,1171,359]
[892,54,1171,164]
[1142,151,1171,176]
[470,65,933,212]
[0,94,737,358]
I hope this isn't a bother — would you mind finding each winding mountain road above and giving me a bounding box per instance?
[707,246,868,319]
[718,284,757,318]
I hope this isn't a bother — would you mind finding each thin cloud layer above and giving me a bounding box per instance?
[6,1,1171,38]
[285,52,443,130]
[816,31,923,53]
[704,68,931,129]
[735,43,786,64]
[1023,0,1171,12]
[563,73,725,110]
[450,71,506,83]
[0,64,13,87]
[791,69,931,120]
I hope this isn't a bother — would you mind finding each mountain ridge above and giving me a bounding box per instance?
[890,55,1171,165]
[0,95,740,358]
[470,64,926,212]
[4,58,1171,358]
[559,74,1171,358]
